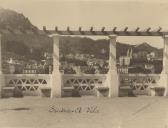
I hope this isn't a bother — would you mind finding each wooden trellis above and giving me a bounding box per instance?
[42,26,167,36]
[0,26,167,36]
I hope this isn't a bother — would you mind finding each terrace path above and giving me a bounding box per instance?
[0,96,168,128]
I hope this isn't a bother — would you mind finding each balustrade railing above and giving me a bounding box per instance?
[2,73,165,97]
[119,74,161,95]
[63,74,108,91]
[4,74,52,92]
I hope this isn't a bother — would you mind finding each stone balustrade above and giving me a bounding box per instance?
[62,74,108,96]
[2,74,52,97]
[0,73,167,97]
[119,74,165,96]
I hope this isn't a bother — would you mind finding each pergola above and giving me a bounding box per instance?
[43,26,165,36]
[0,26,168,98]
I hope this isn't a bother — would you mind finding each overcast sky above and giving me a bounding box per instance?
[1,0,168,48]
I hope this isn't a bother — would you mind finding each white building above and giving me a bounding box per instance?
[119,56,131,66]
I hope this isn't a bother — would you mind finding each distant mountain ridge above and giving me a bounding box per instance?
[60,36,163,59]
[133,42,163,58]
[134,42,160,52]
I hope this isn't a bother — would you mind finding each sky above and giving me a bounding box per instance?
[1,0,168,48]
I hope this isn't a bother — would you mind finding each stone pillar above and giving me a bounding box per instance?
[160,35,168,96]
[108,35,119,97]
[162,35,168,74]
[0,34,2,75]
[0,34,4,98]
[51,34,62,98]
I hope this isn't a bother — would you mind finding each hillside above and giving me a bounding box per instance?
[0,8,37,31]
[0,8,52,60]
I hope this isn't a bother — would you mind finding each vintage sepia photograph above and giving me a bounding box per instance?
[0,0,168,128]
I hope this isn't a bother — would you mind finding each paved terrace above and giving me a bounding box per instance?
[0,96,168,128]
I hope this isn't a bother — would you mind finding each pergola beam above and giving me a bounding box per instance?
[41,30,167,36]
[55,26,58,32]
[157,27,162,32]
[0,26,168,36]
[124,27,128,32]
[135,27,140,32]
[101,27,105,32]
[90,27,93,32]
[79,27,82,32]
[113,27,117,32]
[40,26,167,36]
[146,27,151,32]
